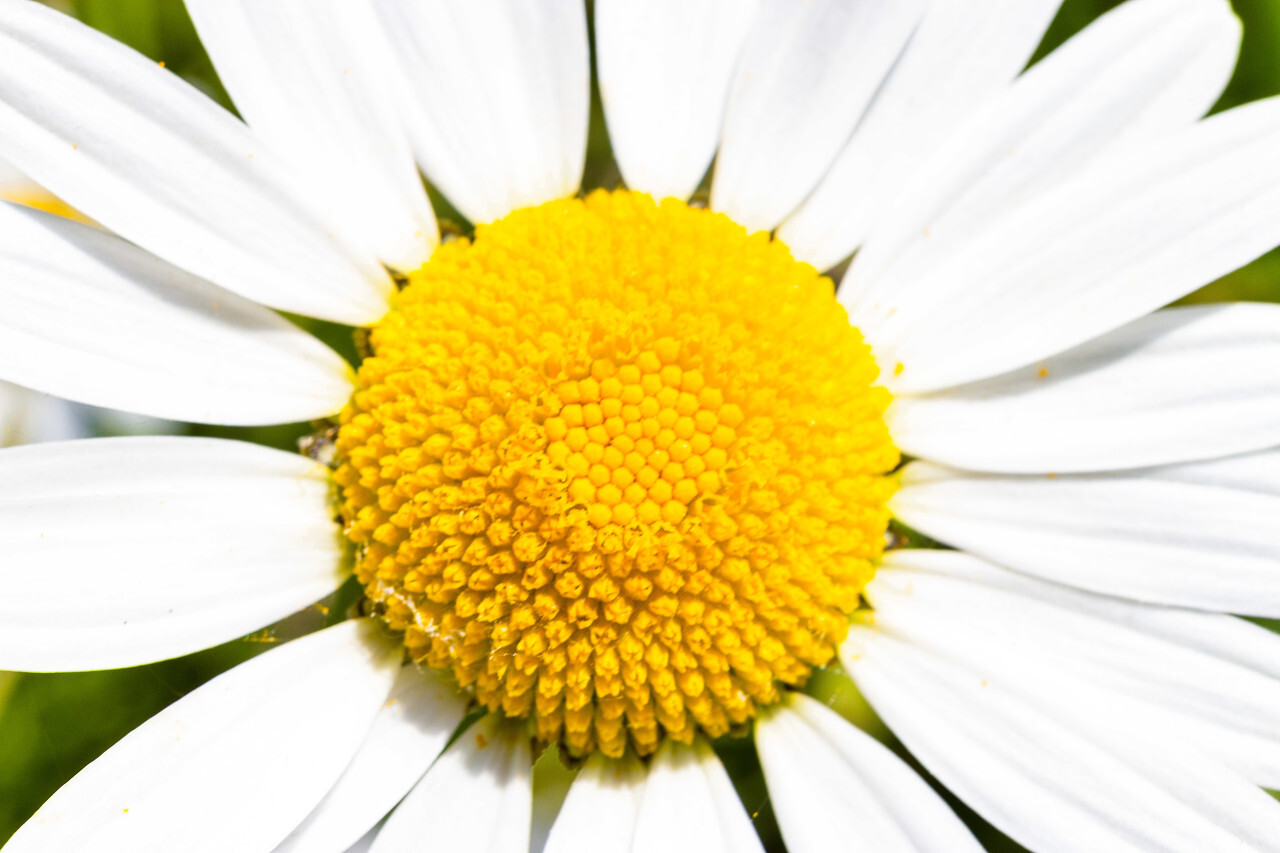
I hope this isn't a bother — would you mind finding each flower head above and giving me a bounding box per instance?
[1,0,1279,852]
[338,190,897,758]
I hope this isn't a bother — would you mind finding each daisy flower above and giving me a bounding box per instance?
[1,0,1280,851]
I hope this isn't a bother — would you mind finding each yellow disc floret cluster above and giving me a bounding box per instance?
[333,190,898,758]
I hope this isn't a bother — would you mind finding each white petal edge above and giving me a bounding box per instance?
[0,1,392,325]
[843,621,1280,852]
[184,0,438,271]
[868,549,1280,787]
[865,65,1280,396]
[879,549,1280,683]
[0,150,40,197]
[543,753,645,853]
[0,202,353,426]
[594,0,758,202]
[756,693,982,853]
[846,0,1241,321]
[776,0,1064,271]
[3,620,400,853]
[271,666,469,853]
[710,0,925,233]
[0,437,345,672]
[892,455,1280,615]
[371,0,589,225]
[632,739,764,853]
[342,826,381,853]
[368,715,532,853]
[888,303,1280,473]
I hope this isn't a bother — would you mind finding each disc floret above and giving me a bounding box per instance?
[333,190,897,758]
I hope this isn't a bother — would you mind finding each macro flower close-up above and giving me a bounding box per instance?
[2,0,1280,851]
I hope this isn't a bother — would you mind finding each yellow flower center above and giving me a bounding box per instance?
[333,190,897,758]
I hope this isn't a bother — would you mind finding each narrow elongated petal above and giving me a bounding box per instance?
[863,549,1280,789]
[343,827,380,853]
[880,549,1280,681]
[0,149,83,221]
[0,202,352,426]
[543,753,646,853]
[0,151,39,197]
[595,0,758,202]
[3,620,400,853]
[756,693,982,853]
[1158,447,1280,491]
[892,456,1280,615]
[632,740,764,853]
[0,437,344,672]
[0,2,391,324]
[272,667,468,853]
[866,84,1280,395]
[368,716,532,853]
[777,0,1063,271]
[184,0,437,271]
[710,0,924,233]
[844,623,1280,852]
[889,304,1280,473]
[546,744,766,853]
[372,0,588,225]
[847,0,1240,308]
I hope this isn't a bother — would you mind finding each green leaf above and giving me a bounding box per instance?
[73,0,162,58]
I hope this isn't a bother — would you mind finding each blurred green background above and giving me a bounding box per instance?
[3,1,1280,850]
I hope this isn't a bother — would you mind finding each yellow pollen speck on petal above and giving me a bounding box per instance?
[333,190,898,758]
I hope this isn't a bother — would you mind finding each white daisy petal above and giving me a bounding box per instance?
[709,0,925,233]
[342,826,380,853]
[632,739,764,853]
[369,715,532,853]
[594,0,759,202]
[184,0,438,271]
[776,0,1063,271]
[865,549,1280,789]
[892,456,1280,615]
[844,623,1280,852]
[756,693,982,853]
[371,0,589,225]
[0,151,40,197]
[3,620,400,853]
[272,666,469,853]
[889,304,1280,473]
[847,0,1241,308]
[0,437,344,672]
[867,79,1280,396]
[881,548,1280,682]
[0,203,353,426]
[1157,444,1280,501]
[543,753,645,853]
[0,1,392,325]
